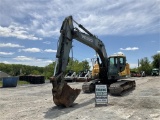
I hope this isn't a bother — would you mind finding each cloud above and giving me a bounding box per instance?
[0,0,159,37]
[76,1,160,35]
[43,41,51,44]
[0,43,24,48]
[113,52,124,55]
[44,60,53,63]
[44,49,57,53]
[0,52,14,55]
[18,48,57,53]
[13,56,34,61]
[83,58,91,61]
[0,25,42,40]
[157,51,160,53]
[19,48,42,53]
[85,58,91,60]
[120,47,139,51]
[36,26,59,37]
[0,61,10,64]
[11,56,53,67]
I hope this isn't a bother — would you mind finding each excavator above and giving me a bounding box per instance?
[50,16,136,107]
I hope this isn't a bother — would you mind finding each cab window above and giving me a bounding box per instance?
[109,57,118,65]
[119,57,124,65]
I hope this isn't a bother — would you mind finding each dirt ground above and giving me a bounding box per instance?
[0,76,160,120]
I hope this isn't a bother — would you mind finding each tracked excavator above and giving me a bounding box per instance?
[50,16,136,107]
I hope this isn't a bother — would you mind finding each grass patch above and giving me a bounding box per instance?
[18,80,30,85]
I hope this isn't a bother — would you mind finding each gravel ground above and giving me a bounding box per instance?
[0,76,160,120]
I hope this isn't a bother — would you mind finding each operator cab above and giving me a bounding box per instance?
[108,54,126,80]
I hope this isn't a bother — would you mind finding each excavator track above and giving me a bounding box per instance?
[82,79,136,95]
[109,80,136,95]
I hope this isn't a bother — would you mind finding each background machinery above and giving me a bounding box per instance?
[151,68,159,76]
[50,16,136,107]
[64,70,77,82]
[76,70,92,82]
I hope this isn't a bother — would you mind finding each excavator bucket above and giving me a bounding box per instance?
[50,77,81,107]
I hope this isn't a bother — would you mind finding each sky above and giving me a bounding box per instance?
[0,0,160,68]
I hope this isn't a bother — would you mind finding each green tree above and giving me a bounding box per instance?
[44,62,56,79]
[130,67,138,73]
[0,63,12,75]
[66,58,75,71]
[152,53,160,69]
[31,70,41,75]
[0,63,45,76]
[138,57,152,75]
[66,58,90,73]
[81,60,90,70]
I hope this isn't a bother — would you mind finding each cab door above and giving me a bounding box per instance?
[118,56,126,72]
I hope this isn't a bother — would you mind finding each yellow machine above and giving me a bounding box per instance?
[92,63,99,77]
[91,58,99,79]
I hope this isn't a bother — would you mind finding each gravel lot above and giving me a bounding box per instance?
[0,76,160,120]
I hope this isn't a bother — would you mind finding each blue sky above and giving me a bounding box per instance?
[0,0,160,68]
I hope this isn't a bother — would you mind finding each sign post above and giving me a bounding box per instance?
[95,84,108,106]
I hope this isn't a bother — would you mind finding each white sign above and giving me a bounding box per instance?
[95,84,108,106]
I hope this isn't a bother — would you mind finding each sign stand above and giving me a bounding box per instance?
[95,84,108,107]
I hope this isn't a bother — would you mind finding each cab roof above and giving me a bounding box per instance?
[109,54,126,57]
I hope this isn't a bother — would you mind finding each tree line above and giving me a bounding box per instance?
[0,58,90,79]
[131,53,160,75]
[0,53,159,79]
